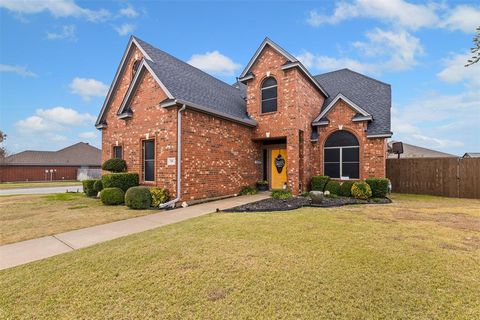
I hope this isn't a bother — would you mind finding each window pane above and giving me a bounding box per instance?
[144,140,154,160]
[342,147,359,162]
[325,130,359,147]
[342,163,359,179]
[144,161,154,181]
[262,87,277,101]
[325,163,340,178]
[262,99,277,113]
[114,146,122,159]
[324,148,340,162]
[262,77,277,88]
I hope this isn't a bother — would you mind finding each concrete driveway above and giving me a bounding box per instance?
[0,185,83,196]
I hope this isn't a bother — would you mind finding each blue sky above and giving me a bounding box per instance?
[0,0,479,156]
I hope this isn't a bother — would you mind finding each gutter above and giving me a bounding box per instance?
[159,104,186,208]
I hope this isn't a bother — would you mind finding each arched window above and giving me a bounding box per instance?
[261,77,277,113]
[324,130,359,179]
[132,60,141,79]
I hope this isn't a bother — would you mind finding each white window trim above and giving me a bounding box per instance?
[324,146,360,179]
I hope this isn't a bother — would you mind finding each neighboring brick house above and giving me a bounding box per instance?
[0,142,101,182]
[95,36,392,205]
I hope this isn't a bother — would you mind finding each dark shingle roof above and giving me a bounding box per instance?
[314,69,391,136]
[1,142,101,166]
[134,37,249,121]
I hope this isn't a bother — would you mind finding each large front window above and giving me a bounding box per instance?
[142,140,155,182]
[324,131,359,179]
[261,77,277,113]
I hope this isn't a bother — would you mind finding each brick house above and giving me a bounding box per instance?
[95,36,391,205]
[0,142,101,182]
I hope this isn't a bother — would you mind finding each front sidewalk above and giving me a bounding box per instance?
[0,193,269,270]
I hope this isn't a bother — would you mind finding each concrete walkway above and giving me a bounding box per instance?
[0,193,269,270]
[0,185,83,196]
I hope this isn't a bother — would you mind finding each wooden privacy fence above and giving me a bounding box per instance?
[386,157,480,199]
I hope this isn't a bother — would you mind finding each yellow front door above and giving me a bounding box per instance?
[271,148,287,189]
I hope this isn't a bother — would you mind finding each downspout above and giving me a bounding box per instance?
[160,104,186,208]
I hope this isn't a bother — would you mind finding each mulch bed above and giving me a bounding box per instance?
[223,196,391,212]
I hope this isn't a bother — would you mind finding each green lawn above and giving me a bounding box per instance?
[0,193,152,245]
[0,180,81,190]
[0,194,479,319]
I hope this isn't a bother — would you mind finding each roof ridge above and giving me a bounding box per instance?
[133,36,242,94]
[315,68,390,87]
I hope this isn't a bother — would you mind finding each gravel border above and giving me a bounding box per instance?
[223,196,391,212]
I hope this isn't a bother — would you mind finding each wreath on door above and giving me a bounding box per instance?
[274,153,285,174]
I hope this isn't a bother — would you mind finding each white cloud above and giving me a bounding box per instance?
[0,64,37,77]
[15,107,95,135]
[46,25,76,41]
[188,51,241,76]
[437,51,480,88]
[115,23,136,36]
[307,0,439,30]
[0,0,110,22]
[119,5,138,18]
[79,131,97,139]
[353,28,424,71]
[69,77,108,100]
[440,5,480,33]
[297,28,423,74]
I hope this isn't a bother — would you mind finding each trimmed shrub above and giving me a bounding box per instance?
[311,176,330,191]
[102,158,126,173]
[102,173,139,192]
[351,181,372,200]
[125,186,151,209]
[366,178,390,198]
[240,186,258,195]
[271,189,292,199]
[150,187,169,207]
[338,181,355,197]
[82,179,97,197]
[100,187,125,205]
[93,179,103,193]
[324,180,341,195]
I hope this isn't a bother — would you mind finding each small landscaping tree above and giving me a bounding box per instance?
[100,187,125,205]
[125,186,151,209]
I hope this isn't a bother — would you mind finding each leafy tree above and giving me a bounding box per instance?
[0,130,6,159]
[465,26,480,67]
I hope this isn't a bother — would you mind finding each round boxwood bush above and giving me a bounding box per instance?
[351,181,372,200]
[125,186,152,209]
[324,180,340,195]
[365,178,390,198]
[93,179,103,193]
[150,187,169,207]
[102,158,126,173]
[311,175,329,191]
[102,173,139,192]
[100,187,125,205]
[338,181,354,197]
[82,179,97,197]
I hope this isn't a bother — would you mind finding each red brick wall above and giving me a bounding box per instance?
[244,45,325,194]
[181,109,261,201]
[314,99,387,180]
[0,166,90,182]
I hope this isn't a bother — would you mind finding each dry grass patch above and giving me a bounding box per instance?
[0,193,152,245]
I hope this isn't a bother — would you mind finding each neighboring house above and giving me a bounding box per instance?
[463,153,480,158]
[0,142,101,182]
[96,36,392,203]
[387,141,456,159]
